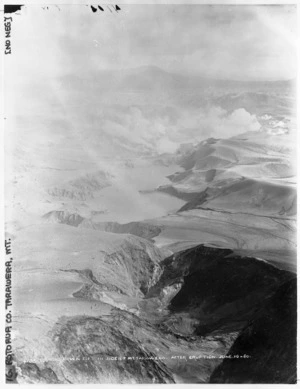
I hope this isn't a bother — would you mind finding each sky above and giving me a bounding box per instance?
[5,4,298,83]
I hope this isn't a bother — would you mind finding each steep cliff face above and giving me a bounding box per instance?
[12,224,174,383]
[12,224,296,385]
[147,245,294,335]
[12,231,296,384]
[210,278,297,384]
[14,223,164,299]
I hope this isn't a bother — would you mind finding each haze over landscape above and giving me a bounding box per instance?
[4,4,297,384]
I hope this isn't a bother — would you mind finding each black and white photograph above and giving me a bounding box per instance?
[3,1,298,384]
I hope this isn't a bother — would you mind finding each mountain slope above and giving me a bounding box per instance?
[210,278,297,383]
[13,223,165,308]
[159,131,296,217]
[146,245,295,336]
[17,315,175,384]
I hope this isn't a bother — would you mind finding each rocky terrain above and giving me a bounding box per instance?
[148,129,296,273]
[6,65,297,384]
[12,238,296,384]
[146,245,295,335]
[160,132,296,217]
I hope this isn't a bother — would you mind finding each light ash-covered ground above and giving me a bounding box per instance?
[6,67,297,383]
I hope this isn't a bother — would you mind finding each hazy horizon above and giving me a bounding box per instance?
[5,4,297,86]
[79,64,297,82]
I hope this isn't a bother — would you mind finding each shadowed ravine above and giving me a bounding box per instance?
[14,241,296,383]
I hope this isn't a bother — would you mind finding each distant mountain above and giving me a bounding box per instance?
[60,66,294,95]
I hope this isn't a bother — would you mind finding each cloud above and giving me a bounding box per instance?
[90,105,261,155]
[222,108,261,135]
[156,137,178,154]
[173,106,261,142]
